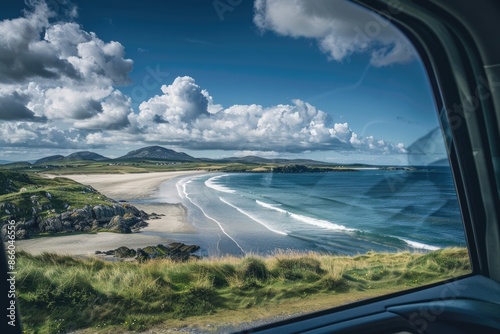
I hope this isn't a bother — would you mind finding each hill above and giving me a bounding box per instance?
[117,145,197,162]
[34,155,65,165]
[0,171,148,239]
[65,151,109,161]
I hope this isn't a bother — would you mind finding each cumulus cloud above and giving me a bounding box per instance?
[73,90,132,130]
[0,1,408,157]
[137,76,209,125]
[0,1,80,84]
[0,0,133,131]
[0,122,88,148]
[0,92,46,122]
[126,76,407,154]
[0,1,132,86]
[253,0,415,66]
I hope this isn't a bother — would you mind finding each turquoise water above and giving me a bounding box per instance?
[162,168,466,256]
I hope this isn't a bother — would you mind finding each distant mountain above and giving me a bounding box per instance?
[65,151,109,161]
[0,161,32,168]
[35,155,65,165]
[0,160,11,165]
[117,146,197,162]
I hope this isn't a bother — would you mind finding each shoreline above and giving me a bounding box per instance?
[16,171,206,256]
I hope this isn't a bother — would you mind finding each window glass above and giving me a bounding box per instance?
[0,0,470,332]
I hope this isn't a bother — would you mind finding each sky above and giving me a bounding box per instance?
[0,0,447,165]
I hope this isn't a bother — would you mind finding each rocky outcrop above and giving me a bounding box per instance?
[95,243,201,262]
[1,203,153,240]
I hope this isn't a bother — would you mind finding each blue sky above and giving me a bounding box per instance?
[0,0,445,165]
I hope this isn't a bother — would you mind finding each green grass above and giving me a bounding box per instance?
[16,248,470,333]
[0,160,357,175]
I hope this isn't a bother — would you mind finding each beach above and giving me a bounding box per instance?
[15,169,464,257]
[16,171,203,256]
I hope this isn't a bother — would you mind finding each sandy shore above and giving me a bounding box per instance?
[16,171,204,256]
[46,171,202,201]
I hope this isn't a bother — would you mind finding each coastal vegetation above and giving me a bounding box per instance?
[16,247,470,333]
[0,171,149,239]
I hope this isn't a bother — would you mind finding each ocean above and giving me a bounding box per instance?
[158,168,466,257]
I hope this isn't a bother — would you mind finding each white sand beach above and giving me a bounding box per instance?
[16,171,204,256]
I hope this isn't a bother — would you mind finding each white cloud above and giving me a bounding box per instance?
[0,0,133,131]
[128,76,406,154]
[233,150,280,157]
[74,90,132,130]
[137,76,209,125]
[0,1,408,157]
[0,122,86,148]
[253,0,415,66]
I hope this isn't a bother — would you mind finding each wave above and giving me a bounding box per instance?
[205,175,236,194]
[256,200,287,213]
[177,177,245,254]
[401,238,440,251]
[176,179,189,199]
[257,201,440,251]
[256,200,356,232]
[176,174,206,199]
[219,197,287,236]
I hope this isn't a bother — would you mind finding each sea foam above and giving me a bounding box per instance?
[219,197,287,236]
[256,200,356,232]
[177,177,245,254]
[205,175,236,193]
[402,239,440,251]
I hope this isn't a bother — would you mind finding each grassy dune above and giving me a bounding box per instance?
[16,248,470,333]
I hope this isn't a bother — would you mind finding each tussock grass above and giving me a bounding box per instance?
[16,248,470,333]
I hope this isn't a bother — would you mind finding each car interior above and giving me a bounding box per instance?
[1,0,499,333]
[235,0,500,333]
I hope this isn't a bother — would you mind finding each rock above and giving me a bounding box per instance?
[91,220,100,231]
[41,217,63,233]
[62,220,73,230]
[1,203,17,214]
[107,215,131,233]
[156,244,170,254]
[15,229,27,239]
[0,225,7,239]
[114,246,136,258]
[91,243,203,262]
[60,211,72,221]
[142,246,159,258]
[122,204,141,216]
[122,212,140,227]
[1,201,146,240]
[93,204,126,222]
[93,205,115,222]
[136,248,149,262]
[131,221,148,231]
[70,206,94,222]
[25,219,37,228]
